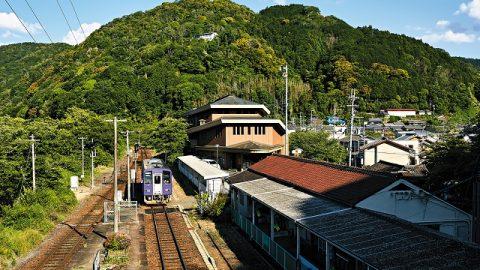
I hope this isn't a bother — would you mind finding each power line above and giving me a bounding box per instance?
[68,0,86,39]
[3,0,36,42]
[56,0,78,45]
[24,0,53,43]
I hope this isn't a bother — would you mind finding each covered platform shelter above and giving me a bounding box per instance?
[177,155,229,200]
[230,176,480,270]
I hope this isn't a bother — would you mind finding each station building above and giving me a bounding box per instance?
[228,155,479,270]
[186,95,286,170]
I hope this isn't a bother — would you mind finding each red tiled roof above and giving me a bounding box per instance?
[248,155,397,206]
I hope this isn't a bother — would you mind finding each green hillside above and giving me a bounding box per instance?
[457,57,480,69]
[0,0,479,120]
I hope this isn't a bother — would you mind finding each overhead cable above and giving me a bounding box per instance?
[24,0,53,43]
[3,0,36,42]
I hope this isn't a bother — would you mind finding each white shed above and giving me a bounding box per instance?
[177,155,229,200]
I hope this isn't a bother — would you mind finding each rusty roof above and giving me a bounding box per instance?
[248,155,397,206]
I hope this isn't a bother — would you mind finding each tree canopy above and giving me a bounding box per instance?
[0,1,478,121]
[289,131,347,163]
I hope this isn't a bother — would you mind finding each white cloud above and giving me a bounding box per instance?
[436,20,450,28]
[274,0,287,5]
[419,30,477,43]
[0,12,41,34]
[457,0,480,20]
[62,22,101,45]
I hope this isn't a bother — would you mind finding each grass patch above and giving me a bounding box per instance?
[0,187,77,268]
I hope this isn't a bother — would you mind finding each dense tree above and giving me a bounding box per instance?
[150,117,189,164]
[0,1,478,122]
[289,131,347,163]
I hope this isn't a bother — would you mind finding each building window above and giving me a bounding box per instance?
[248,126,251,135]
[254,126,266,135]
[233,126,244,135]
[215,127,222,138]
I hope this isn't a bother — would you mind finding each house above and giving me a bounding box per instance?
[186,95,286,170]
[367,118,383,126]
[228,155,478,270]
[366,160,429,182]
[197,32,218,41]
[382,108,417,117]
[360,139,418,166]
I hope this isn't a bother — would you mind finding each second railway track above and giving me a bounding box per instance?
[146,205,208,270]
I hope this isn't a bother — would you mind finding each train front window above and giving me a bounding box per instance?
[154,175,161,184]
[163,171,171,184]
[144,172,152,184]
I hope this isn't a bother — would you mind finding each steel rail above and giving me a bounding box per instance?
[163,205,187,270]
[151,206,166,270]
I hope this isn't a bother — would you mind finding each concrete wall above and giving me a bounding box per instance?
[364,143,411,166]
[357,180,472,241]
[225,124,285,149]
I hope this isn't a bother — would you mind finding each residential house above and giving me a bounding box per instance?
[360,139,417,166]
[186,95,286,170]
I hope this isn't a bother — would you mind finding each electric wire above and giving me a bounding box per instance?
[56,0,78,45]
[68,0,86,38]
[3,0,37,42]
[24,0,53,43]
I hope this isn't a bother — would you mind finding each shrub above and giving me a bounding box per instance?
[104,233,131,251]
[195,193,228,217]
[1,203,53,233]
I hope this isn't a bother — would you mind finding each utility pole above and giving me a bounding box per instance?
[90,140,97,189]
[121,130,133,202]
[79,137,87,179]
[106,117,126,233]
[282,64,289,156]
[29,135,39,191]
[310,109,314,127]
[347,89,358,167]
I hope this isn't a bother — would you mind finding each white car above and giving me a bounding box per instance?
[202,159,221,169]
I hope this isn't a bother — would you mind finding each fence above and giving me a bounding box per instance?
[234,211,296,270]
[92,249,101,270]
[103,200,139,224]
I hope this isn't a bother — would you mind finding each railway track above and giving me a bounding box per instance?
[146,206,208,270]
[18,179,115,270]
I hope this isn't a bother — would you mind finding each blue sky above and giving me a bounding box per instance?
[0,0,479,58]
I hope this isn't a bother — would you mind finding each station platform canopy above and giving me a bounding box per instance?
[232,177,480,269]
[177,155,229,180]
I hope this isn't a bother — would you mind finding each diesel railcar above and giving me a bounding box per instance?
[142,158,173,204]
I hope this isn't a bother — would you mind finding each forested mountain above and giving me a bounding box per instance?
[457,57,480,69]
[0,0,479,120]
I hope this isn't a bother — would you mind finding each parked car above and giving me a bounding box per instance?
[202,159,221,169]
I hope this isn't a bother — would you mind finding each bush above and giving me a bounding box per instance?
[1,203,53,233]
[195,193,228,217]
[104,233,131,251]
